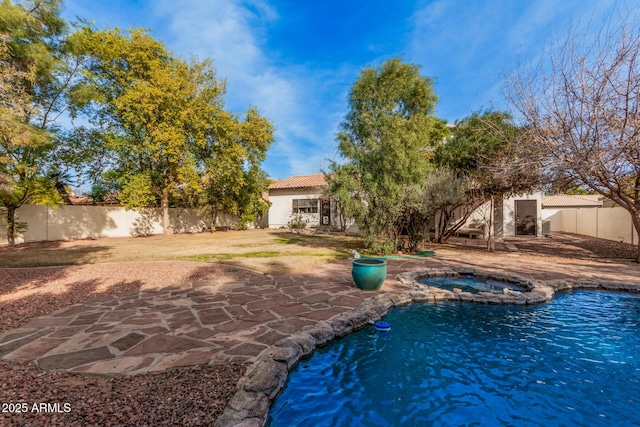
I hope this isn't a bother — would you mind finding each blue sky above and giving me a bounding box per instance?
[63,0,626,181]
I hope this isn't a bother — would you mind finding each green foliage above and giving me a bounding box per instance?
[0,0,66,81]
[200,115,273,227]
[547,173,594,196]
[328,58,446,254]
[287,214,307,234]
[565,187,593,196]
[117,172,156,208]
[236,212,255,230]
[396,168,468,250]
[1,2,274,244]
[273,237,296,244]
[432,111,538,243]
[88,170,121,202]
[437,112,514,177]
[77,27,211,216]
[0,7,65,246]
[76,26,273,234]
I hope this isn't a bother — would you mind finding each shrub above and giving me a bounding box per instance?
[287,214,307,234]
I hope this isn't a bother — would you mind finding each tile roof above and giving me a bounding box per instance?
[68,195,94,205]
[268,174,327,190]
[542,194,603,208]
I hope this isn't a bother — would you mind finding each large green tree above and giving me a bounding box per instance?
[78,27,273,234]
[328,58,447,254]
[0,0,73,246]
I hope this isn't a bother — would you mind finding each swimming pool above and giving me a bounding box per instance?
[267,291,640,426]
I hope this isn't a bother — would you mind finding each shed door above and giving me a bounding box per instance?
[515,200,537,236]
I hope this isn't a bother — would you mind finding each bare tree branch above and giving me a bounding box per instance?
[507,13,640,261]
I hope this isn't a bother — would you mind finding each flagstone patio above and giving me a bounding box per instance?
[1,248,639,379]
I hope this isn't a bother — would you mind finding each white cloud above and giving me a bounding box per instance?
[407,0,628,121]
[150,0,347,179]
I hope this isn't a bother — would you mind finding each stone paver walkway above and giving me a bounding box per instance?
[1,249,639,376]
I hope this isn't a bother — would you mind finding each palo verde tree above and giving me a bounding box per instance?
[0,0,73,246]
[77,26,273,235]
[507,15,640,261]
[327,58,447,254]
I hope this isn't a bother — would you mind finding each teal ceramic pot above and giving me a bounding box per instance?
[352,258,387,291]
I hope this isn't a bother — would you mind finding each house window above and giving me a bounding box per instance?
[292,199,318,214]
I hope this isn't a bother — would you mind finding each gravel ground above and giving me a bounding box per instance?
[0,361,246,427]
[511,232,638,260]
[0,262,258,426]
[445,231,639,263]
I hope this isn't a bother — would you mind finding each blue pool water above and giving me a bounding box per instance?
[268,291,640,427]
[419,276,526,294]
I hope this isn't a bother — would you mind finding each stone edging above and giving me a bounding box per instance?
[214,266,640,427]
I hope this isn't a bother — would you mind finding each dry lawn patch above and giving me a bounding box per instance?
[0,229,362,275]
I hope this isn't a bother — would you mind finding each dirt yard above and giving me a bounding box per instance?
[0,229,361,275]
[443,231,638,262]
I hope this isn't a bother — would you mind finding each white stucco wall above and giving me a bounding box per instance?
[553,207,638,244]
[503,193,543,237]
[455,192,543,239]
[542,208,563,232]
[594,208,637,243]
[268,188,322,228]
[0,205,238,244]
[461,201,491,234]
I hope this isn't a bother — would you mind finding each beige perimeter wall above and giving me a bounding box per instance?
[0,205,240,245]
[542,206,639,245]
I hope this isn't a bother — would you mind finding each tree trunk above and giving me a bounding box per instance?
[632,213,640,263]
[161,194,172,236]
[6,205,16,247]
[210,206,219,231]
[436,211,447,243]
[487,195,495,252]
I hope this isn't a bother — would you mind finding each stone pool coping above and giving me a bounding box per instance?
[215,266,640,427]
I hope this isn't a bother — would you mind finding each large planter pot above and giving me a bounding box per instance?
[352,258,387,291]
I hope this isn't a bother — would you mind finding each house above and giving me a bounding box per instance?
[268,174,330,229]
[269,173,543,240]
[267,174,354,231]
[504,194,544,238]
[67,193,121,206]
[68,195,95,205]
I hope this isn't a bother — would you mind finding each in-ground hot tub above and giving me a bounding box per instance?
[419,275,526,294]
